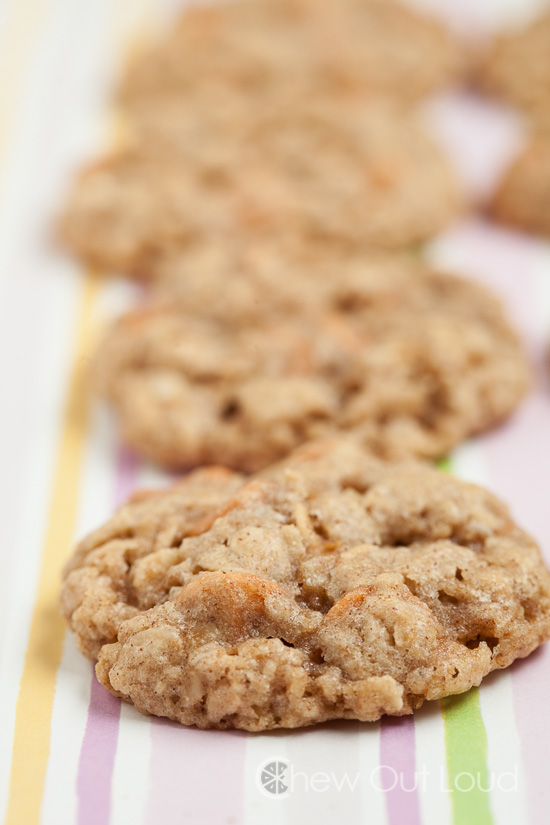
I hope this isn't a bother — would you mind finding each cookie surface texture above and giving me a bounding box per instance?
[59,100,461,274]
[60,440,550,730]
[121,0,464,107]
[94,255,530,471]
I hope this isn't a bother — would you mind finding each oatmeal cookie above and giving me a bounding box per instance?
[60,439,550,730]
[490,138,550,237]
[94,255,529,471]
[121,0,464,108]
[479,12,550,130]
[59,100,461,275]
[61,466,245,659]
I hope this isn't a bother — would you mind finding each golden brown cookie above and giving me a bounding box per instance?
[121,0,464,108]
[479,12,550,130]
[59,99,461,275]
[60,439,550,731]
[490,138,550,237]
[61,466,246,659]
[94,254,530,471]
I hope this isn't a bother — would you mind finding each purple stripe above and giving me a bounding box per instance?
[452,222,550,825]
[76,673,122,825]
[380,716,422,825]
[145,718,246,823]
[432,220,538,351]
[509,649,550,825]
[114,446,139,506]
[76,446,139,825]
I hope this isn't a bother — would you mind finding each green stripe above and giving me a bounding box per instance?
[441,691,493,825]
[437,455,493,825]
[436,456,452,472]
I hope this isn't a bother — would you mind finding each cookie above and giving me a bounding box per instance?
[479,12,550,130]
[490,138,550,237]
[59,99,461,275]
[121,0,464,108]
[94,254,529,471]
[60,439,550,730]
[61,466,246,659]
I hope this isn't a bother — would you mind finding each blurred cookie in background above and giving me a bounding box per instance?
[121,0,465,109]
[59,99,462,277]
[93,255,530,472]
[478,11,550,131]
[490,138,550,237]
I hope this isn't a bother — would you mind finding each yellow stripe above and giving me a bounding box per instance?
[5,276,101,825]
[0,0,55,179]
[4,1,160,821]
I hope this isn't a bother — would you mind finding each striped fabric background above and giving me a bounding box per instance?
[0,1,549,823]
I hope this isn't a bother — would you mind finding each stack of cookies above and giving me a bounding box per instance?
[58,0,550,731]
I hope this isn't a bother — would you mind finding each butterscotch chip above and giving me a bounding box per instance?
[479,12,550,130]
[94,254,529,471]
[60,439,550,730]
[59,99,461,275]
[121,0,464,107]
[490,138,550,237]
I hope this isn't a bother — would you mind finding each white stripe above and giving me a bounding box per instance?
[357,727,387,825]
[450,443,528,825]
[531,245,550,341]
[451,441,490,488]
[243,736,289,825]
[0,4,109,296]
[478,673,528,825]
[414,707,452,825]
[40,637,94,825]
[405,0,548,33]
[135,463,174,490]
[110,705,153,825]
[285,727,366,824]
